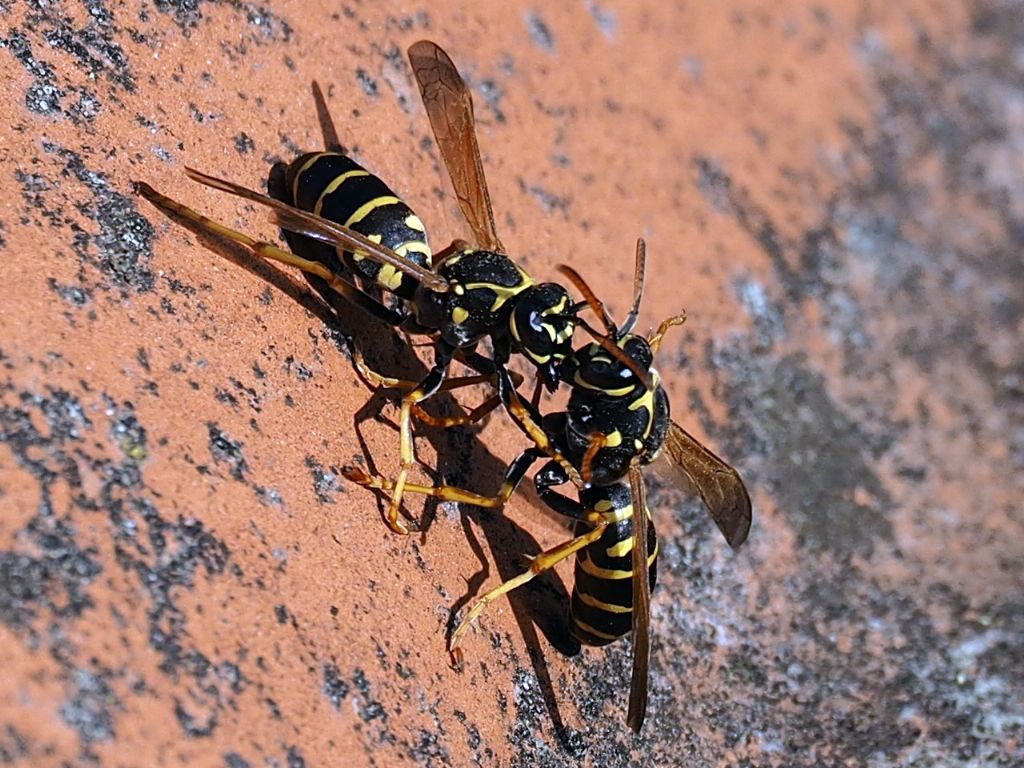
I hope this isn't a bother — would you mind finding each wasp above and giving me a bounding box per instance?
[530,248,751,731]
[136,41,581,533]
[360,241,752,732]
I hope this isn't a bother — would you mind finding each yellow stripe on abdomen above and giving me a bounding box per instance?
[344,195,401,227]
[577,590,631,614]
[313,169,371,216]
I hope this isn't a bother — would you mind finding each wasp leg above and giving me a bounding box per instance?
[343,447,542,511]
[352,348,492,391]
[135,181,405,327]
[533,460,592,517]
[580,432,609,486]
[351,350,521,428]
[411,393,500,428]
[495,369,584,487]
[448,522,608,667]
[384,341,458,532]
[647,311,687,354]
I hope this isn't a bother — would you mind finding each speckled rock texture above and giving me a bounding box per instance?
[1,1,1021,766]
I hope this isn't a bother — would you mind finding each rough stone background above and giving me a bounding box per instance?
[1,1,1022,766]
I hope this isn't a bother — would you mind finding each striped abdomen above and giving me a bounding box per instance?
[285,152,432,300]
[570,484,658,647]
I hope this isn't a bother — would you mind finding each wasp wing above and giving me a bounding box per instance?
[408,40,505,254]
[183,167,449,292]
[662,421,752,548]
[626,459,651,733]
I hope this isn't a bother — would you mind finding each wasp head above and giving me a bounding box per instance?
[509,283,578,391]
[560,333,654,397]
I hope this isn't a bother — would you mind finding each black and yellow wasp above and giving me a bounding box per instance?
[136,39,751,733]
[537,250,751,731]
[136,41,581,534]
[356,241,752,732]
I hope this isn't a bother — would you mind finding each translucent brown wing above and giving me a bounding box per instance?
[407,40,505,254]
[626,459,651,734]
[663,422,752,548]
[183,167,449,292]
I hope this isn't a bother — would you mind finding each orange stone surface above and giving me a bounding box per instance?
[1,1,1021,765]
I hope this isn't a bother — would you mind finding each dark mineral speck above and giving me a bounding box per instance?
[234,132,255,154]
[207,423,248,481]
[322,664,349,710]
[355,68,378,97]
[526,11,555,52]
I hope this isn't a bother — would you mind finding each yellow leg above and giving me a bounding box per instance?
[350,352,522,529]
[412,394,501,428]
[501,379,584,488]
[352,349,494,392]
[351,350,514,428]
[342,466,518,510]
[349,348,506,534]
[137,180,417,329]
[136,181,357,296]
[344,443,541,529]
[648,311,687,353]
[449,523,608,667]
[387,394,420,533]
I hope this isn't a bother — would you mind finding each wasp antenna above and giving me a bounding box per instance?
[580,433,607,485]
[572,316,610,343]
[557,264,618,337]
[619,238,647,336]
